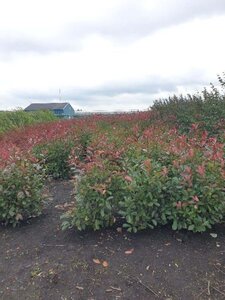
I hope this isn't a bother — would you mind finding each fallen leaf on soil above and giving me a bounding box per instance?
[93,258,101,264]
[210,233,217,238]
[76,286,84,290]
[165,243,171,246]
[102,260,109,268]
[55,205,65,210]
[55,202,74,210]
[125,248,134,255]
[146,265,150,270]
[110,286,122,291]
[116,227,122,233]
[176,238,182,243]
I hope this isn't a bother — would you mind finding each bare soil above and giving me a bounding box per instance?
[0,180,225,300]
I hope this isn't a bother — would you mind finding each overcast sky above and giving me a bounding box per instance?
[0,0,225,111]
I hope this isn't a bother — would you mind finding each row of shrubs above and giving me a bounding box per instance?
[0,109,56,135]
[1,124,225,231]
[61,137,225,233]
[1,75,225,231]
[0,127,95,226]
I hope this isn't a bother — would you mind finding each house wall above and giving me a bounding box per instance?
[63,104,75,118]
[53,109,63,116]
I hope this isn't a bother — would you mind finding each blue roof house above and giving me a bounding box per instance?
[24,102,75,119]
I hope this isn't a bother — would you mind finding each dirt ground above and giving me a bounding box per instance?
[0,180,225,300]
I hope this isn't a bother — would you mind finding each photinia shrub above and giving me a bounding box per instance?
[61,163,125,231]
[34,138,74,179]
[118,156,164,232]
[162,161,225,232]
[0,155,45,226]
[78,130,93,160]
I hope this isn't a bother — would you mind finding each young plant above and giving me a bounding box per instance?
[61,163,125,231]
[34,139,74,179]
[0,155,44,226]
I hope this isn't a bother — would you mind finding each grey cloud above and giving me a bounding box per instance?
[13,80,173,102]
[68,0,225,41]
[0,35,81,57]
[80,82,175,98]
[1,0,225,57]
[0,37,50,53]
[13,73,208,109]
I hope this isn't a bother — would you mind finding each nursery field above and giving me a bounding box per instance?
[1,76,225,299]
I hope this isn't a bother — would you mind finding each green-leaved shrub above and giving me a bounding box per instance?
[162,162,225,232]
[34,139,74,179]
[152,73,225,135]
[0,156,44,226]
[121,154,225,233]
[119,159,166,232]
[0,109,56,135]
[61,164,125,231]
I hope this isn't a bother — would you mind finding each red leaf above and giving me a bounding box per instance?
[102,261,109,268]
[124,175,133,182]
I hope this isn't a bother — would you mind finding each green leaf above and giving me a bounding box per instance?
[152,219,157,226]
[188,225,194,231]
[9,207,15,217]
[172,220,178,230]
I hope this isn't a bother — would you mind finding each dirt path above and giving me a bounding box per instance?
[0,180,225,300]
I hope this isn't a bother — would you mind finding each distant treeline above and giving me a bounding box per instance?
[152,73,225,135]
[0,109,56,135]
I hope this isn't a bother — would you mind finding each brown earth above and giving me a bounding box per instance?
[0,180,225,300]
